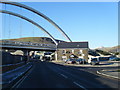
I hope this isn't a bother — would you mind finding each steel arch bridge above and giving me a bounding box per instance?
[0,1,72,45]
[0,10,58,45]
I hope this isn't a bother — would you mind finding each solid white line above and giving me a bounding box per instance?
[96,71,119,79]
[11,66,33,88]
[60,73,68,79]
[73,81,87,90]
[16,67,33,88]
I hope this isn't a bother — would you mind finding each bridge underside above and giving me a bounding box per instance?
[0,45,56,52]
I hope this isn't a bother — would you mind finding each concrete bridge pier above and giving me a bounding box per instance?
[30,51,35,59]
[23,50,31,63]
[55,51,58,61]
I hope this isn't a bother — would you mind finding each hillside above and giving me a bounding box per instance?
[88,49,100,56]
[4,37,65,44]
[89,45,120,56]
[96,45,120,53]
[3,37,119,56]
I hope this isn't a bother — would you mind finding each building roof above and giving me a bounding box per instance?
[57,42,89,49]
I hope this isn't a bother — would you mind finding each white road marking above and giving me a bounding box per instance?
[73,81,87,90]
[96,71,119,79]
[60,73,68,79]
[79,69,94,74]
[11,66,33,88]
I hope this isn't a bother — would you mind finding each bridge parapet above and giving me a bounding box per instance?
[0,40,57,49]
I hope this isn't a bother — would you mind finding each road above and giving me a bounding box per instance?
[14,60,119,89]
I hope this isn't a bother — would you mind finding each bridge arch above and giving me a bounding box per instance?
[1,1,72,42]
[0,10,58,45]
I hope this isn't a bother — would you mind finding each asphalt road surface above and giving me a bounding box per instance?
[15,60,119,89]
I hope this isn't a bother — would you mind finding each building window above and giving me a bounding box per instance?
[62,56,67,61]
[62,50,66,54]
[66,50,71,54]
[80,50,83,53]
[78,49,82,54]
[71,49,74,54]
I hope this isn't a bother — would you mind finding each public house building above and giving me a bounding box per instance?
[57,42,89,62]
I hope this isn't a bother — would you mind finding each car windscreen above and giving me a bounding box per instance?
[91,58,97,61]
[76,59,82,61]
[69,59,75,61]
[44,53,52,55]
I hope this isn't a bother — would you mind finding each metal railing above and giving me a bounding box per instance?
[0,40,57,49]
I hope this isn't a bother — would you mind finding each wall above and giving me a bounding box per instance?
[2,51,24,65]
[57,48,88,62]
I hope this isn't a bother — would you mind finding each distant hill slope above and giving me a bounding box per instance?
[95,45,120,53]
[3,37,119,54]
[4,37,65,44]
[89,45,120,56]
[88,49,100,56]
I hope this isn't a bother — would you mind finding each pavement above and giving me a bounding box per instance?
[52,60,119,67]
[52,60,120,80]
[97,69,120,80]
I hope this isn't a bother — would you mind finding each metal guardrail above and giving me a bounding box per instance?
[0,40,57,49]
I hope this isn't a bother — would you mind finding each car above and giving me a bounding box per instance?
[76,58,86,64]
[89,58,99,65]
[109,57,120,61]
[65,59,76,64]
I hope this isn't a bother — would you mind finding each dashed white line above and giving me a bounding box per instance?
[73,81,87,90]
[60,73,68,79]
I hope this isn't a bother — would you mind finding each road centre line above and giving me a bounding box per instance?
[73,81,87,90]
[60,73,68,79]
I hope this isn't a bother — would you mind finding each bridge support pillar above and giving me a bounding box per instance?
[23,50,30,63]
[55,51,58,61]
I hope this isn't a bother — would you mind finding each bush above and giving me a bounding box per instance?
[114,52,119,55]
[117,69,120,72]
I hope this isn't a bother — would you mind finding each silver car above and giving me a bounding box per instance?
[65,59,76,64]
[90,58,99,65]
[76,58,86,64]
